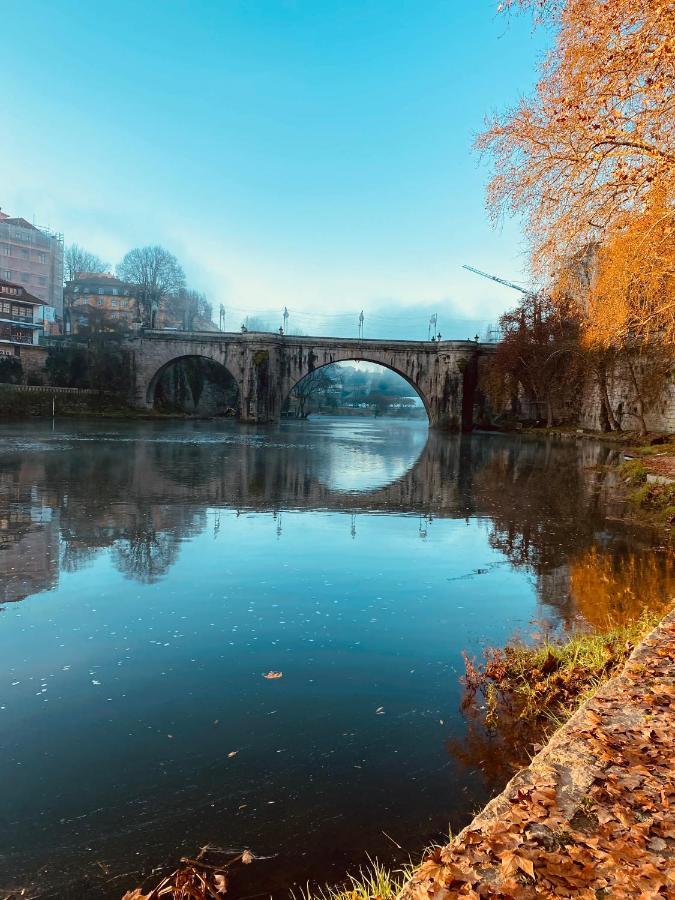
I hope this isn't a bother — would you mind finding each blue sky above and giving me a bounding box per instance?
[2,0,549,338]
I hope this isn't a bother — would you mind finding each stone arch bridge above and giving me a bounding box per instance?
[124,331,493,430]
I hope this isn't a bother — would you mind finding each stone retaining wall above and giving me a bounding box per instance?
[580,357,675,434]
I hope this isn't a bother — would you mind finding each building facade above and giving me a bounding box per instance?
[64,272,139,333]
[0,210,64,321]
[0,278,50,355]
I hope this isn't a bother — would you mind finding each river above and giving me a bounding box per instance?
[0,418,670,898]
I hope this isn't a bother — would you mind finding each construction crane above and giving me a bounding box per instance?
[462,264,532,296]
[463,264,539,343]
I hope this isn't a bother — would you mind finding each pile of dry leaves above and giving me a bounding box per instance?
[122,847,254,900]
[403,611,675,898]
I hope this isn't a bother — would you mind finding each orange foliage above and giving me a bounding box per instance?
[570,546,675,628]
[480,1,675,345]
[586,189,675,345]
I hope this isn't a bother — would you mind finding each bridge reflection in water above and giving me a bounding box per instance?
[0,417,659,610]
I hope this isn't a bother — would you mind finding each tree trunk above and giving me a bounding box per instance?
[597,367,620,431]
[626,357,648,436]
[546,398,554,428]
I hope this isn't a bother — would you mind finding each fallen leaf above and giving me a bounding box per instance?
[241,849,255,864]
[263,671,283,680]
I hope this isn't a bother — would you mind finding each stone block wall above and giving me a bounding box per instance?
[16,345,48,383]
[580,356,675,433]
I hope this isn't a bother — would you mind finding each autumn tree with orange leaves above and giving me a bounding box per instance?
[480,0,675,348]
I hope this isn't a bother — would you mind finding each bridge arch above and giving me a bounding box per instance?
[147,353,241,415]
[283,357,431,421]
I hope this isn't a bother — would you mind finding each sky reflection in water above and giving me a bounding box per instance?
[0,418,668,898]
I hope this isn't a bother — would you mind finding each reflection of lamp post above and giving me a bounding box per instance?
[358,310,364,339]
[351,513,357,539]
[283,307,289,334]
[276,512,283,539]
[219,304,226,331]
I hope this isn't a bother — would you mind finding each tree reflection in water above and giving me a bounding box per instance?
[0,425,667,610]
[446,540,674,791]
[570,546,674,628]
[113,527,181,584]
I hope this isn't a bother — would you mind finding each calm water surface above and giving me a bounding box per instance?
[0,418,669,898]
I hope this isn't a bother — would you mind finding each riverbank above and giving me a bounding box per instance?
[0,386,141,418]
[0,386,237,420]
[505,424,675,538]
[617,450,675,535]
[400,608,675,899]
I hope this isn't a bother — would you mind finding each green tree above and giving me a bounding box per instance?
[0,356,23,384]
[45,345,89,388]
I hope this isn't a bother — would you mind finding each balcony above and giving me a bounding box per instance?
[0,312,38,326]
[0,322,39,344]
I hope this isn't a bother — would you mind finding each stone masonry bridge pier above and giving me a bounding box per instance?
[124,331,493,430]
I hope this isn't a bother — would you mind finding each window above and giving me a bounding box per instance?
[97,298,104,306]
[112,288,119,296]
[1,270,11,280]
[20,272,30,283]
[35,252,47,264]
[121,299,129,308]
[73,286,80,293]
[98,288,104,295]
[38,276,47,285]
[19,248,29,259]
[111,299,118,308]
[0,244,10,255]
[0,302,10,314]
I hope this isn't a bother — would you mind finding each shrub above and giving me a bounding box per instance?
[0,356,23,384]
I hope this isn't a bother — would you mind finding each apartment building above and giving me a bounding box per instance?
[0,277,50,355]
[64,272,139,333]
[0,210,64,320]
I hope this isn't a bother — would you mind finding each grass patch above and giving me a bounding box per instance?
[296,859,409,900]
[617,458,648,484]
[625,440,674,457]
[627,481,675,525]
[455,612,661,777]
